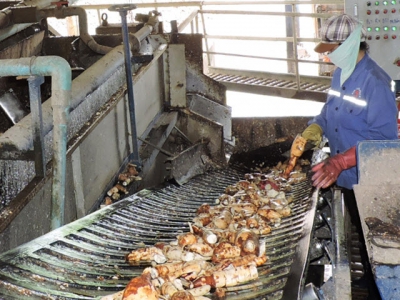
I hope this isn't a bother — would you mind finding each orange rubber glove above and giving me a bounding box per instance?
[311,146,356,189]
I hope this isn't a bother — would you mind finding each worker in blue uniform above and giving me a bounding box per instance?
[304,14,398,189]
[301,14,398,298]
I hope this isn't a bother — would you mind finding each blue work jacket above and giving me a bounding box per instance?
[310,53,398,189]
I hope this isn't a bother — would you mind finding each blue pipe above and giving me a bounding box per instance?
[0,56,71,230]
[119,9,141,167]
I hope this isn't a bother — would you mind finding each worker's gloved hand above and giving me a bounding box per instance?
[290,134,307,157]
[311,146,356,189]
[302,123,323,148]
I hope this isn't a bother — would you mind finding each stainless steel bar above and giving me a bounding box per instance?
[332,188,352,299]
[200,10,335,18]
[205,34,321,43]
[77,1,344,10]
[207,67,332,85]
[71,148,86,219]
[204,51,334,65]
[178,9,198,32]
[200,7,211,68]
[282,188,318,299]
[291,5,301,93]
[173,126,193,145]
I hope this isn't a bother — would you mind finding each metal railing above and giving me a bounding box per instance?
[75,0,345,98]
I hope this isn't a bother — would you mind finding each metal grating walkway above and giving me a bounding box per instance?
[207,71,331,102]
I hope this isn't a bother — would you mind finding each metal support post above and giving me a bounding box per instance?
[109,3,141,167]
[332,188,352,299]
[28,75,46,178]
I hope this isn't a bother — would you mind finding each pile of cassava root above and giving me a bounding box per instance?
[101,166,307,300]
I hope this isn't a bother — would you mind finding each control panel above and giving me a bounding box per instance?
[346,0,400,79]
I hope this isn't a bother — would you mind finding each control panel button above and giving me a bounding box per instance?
[376,35,381,39]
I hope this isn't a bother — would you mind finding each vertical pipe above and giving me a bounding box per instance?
[0,56,72,230]
[51,94,68,230]
[28,75,46,178]
[37,57,71,230]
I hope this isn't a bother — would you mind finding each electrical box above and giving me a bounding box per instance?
[345,0,400,80]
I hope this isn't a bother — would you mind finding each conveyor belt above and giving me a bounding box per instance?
[0,167,317,299]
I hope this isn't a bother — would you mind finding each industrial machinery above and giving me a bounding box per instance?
[345,0,400,82]
[0,0,398,299]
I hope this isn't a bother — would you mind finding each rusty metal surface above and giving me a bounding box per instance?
[166,141,212,185]
[0,166,315,299]
[0,176,47,233]
[188,92,232,141]
[170,34,227,105]
[0,29,44,59]
[186,61,227,105]
[354,183,400,265]
[366,217,400,249]
[354,141,400,265]
[176,110,226,164]
[231,117,311,154]
[95,23,143,35]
